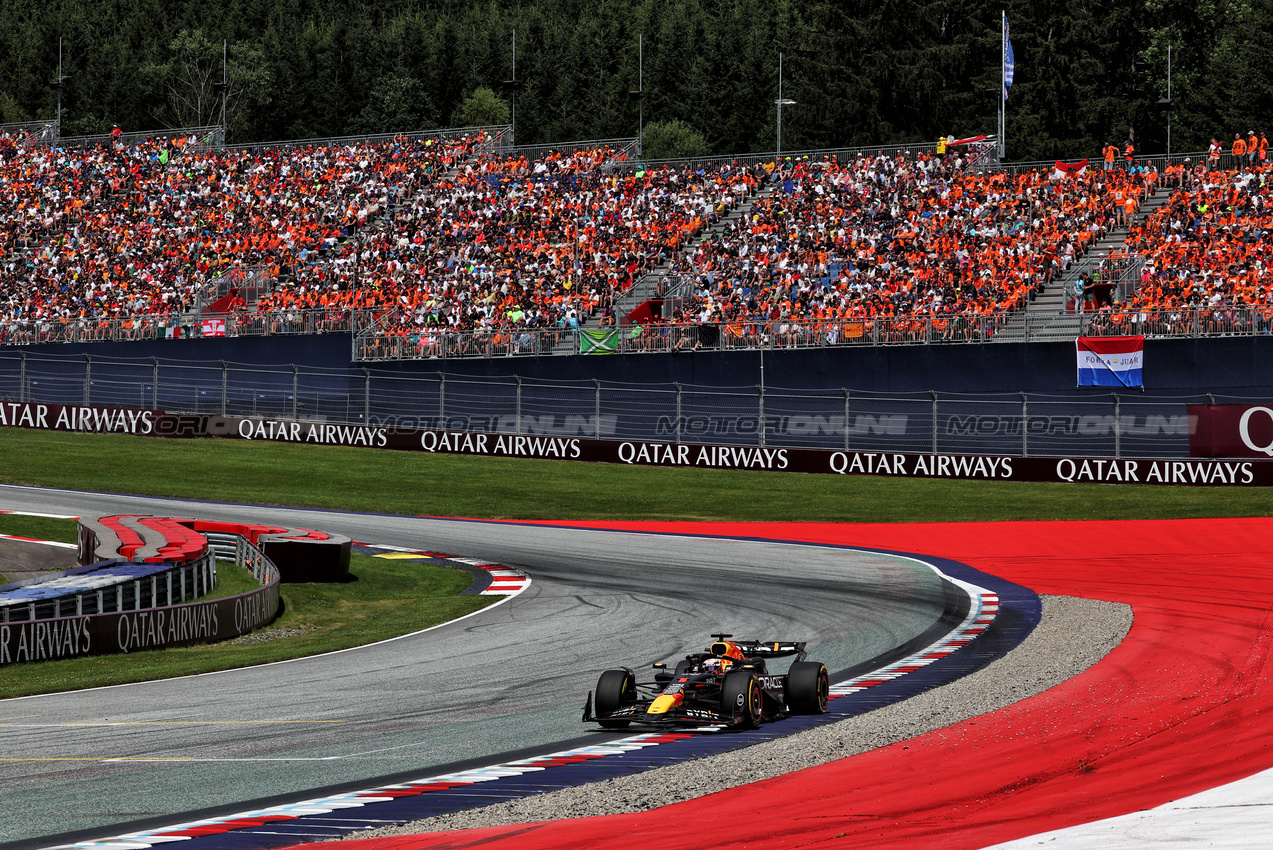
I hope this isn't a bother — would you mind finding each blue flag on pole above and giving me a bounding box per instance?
[1004,19,1015,100]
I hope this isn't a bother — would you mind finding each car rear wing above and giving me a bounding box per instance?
[732,640,807,659]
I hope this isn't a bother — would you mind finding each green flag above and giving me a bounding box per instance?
[579,328,619,355]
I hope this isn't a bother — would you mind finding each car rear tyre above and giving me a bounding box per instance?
[787,661,829,714]
[595,668,637,729]
[720,671,763,729]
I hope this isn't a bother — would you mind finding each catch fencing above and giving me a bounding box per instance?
[0,350,1254,459]
[1080,306,1273,338]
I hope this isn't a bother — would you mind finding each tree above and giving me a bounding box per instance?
[352,73,438,134]
[1,0,1266,156]
[138,29,272,140]
[642,119,709,159]
[451,87,510,128]
[0,92,27,124]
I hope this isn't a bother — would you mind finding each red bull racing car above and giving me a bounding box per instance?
[583,634,830,729]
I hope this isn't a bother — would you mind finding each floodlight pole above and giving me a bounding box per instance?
[220,40,228,143]
[629,35,645,159]
[56,39,62,133]
[775,54,797,161]
[638,34,644,158]
[777,52,784,157]
[52,38,68,137]
[1156,44,1173,159]
[1000,11,1006,160]
[501,31,517,149]
[511,30,516,148]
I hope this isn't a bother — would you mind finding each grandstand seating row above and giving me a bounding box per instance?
[1,125,1268,348]
[1,560,175,606]
[0,557,215,622]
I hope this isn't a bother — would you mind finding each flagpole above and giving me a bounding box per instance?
[1000,10,1006,161]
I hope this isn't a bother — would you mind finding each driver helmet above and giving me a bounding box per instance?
[702,657,731,675]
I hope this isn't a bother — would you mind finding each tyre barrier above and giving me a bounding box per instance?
[77,515,210,565]
[79,516,352,583]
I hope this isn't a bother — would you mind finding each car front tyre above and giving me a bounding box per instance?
[595,668,636,729]
[720,670,763,729]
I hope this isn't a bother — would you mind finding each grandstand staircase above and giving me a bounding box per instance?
[552,178,782,354]
[994,186,1172,342]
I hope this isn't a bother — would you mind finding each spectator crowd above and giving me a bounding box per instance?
[2,122,1271,352]
[656,151,1134,345]
[1083,153,1273,336]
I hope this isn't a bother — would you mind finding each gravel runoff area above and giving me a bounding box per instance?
[343,595,1130,839]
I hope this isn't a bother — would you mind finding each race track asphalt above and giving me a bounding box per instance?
[0,485,949,845]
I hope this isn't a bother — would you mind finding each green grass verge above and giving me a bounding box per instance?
[0,514,79,545]
[0,514,80,584]
[201,557,262,600]
[0,428,1271,522]
[0,553,489,698]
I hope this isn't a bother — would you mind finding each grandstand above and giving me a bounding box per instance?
[0,118,1265,360]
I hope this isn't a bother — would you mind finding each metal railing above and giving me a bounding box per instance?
[196,266,275,315]
[507,137,639,163]
[236,536,281,586]
[354,314,1023,362]
[0,119,58,146]
[603,138,641,169]
[0,307,388,347]
[998,150,1211,177]
[1065,253,1147,312]
[1080,306,1273,338]
[57,125,225,151]
[224,124,511,153]
[357,326,570,361]
[632,274,697,322]
[623,138,959,173]
[10,297,1269,358]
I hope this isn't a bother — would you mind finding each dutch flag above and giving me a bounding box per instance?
[1077,336,1144,388]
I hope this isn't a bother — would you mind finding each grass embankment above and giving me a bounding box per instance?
[0,552,485,698]
[0,513,80,547]
[2,428,1272,522]
[0,513,80,585]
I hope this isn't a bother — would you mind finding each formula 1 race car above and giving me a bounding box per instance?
[583,634,830,729]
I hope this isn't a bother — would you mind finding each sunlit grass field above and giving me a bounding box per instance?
[2,428,1269,523]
